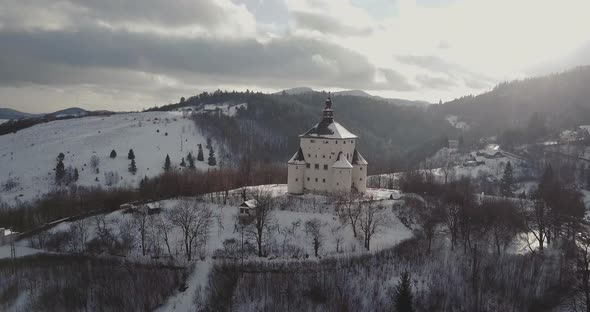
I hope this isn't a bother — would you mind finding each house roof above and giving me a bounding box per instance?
[240,199,258,208]
[301,120,357,139]
[351,149,368,165]
[332,152,353,169]
[288,147,306,164]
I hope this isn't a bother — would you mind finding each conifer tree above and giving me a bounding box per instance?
[129,159,137,175]
[180,157,186,167]
[500,161,516,197]
[197,144,204,161]
[55,159,66,183]
[128,149,135,160]
[394,271,415,312]
[110,150,117,159]
[208,148,216,166]
[187,152,196,169]
[164,154,171,171]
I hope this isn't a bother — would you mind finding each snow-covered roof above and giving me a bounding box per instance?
[332,152,353,169]
[240,199,258,208]
[288,148,306,164]
[351,149,368,165]
[146,202,160,209]
[301,120,357,139]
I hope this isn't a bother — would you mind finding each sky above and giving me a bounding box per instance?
[0,0,589,113]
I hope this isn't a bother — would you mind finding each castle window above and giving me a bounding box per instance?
[322,178,326,183]
[322,155,325,158]
[306,164,310,168]
[336,182,339,186]
[295,166,298,169]
[351,140,353,143]
[360,178,363,181]
[335,141,338,144]
[315,178,318,182]
[343,141,346,144]
[315,154,317,158]
[310,139,316,143]
[295,178,298,182]
[307,177,310,181]
[360,167,363,170]
[308,154,311,158]
[314,164,319,169]
[324,140,328,144]
[323,164,328,170]
[339,170,342,174]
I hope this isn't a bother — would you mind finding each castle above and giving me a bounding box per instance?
[287,97,368,194]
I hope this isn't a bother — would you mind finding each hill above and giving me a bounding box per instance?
[0,108,38,120]
[0,111,216,205]
[155,90,456,173]
[437,66,590,142]
[277,87,431,108]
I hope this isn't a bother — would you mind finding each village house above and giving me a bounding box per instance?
[287,97,368,194]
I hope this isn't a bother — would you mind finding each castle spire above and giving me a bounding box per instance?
[322,94,334,123]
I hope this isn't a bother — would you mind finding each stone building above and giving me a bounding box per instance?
[287,97,367,194]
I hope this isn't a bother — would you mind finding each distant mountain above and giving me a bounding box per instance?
[49,107,90,118]
[0,108,39,120]
[275,87,314,95]
[437,66,590,138]
[277,87,431,108]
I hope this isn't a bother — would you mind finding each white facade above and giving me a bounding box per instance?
[288,98,368,194]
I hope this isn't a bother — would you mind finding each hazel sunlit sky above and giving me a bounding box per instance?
[1,0,589,113]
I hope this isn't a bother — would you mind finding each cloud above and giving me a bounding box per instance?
[0,26,410,92]
[292,11,372,36]
[415,74,456,89]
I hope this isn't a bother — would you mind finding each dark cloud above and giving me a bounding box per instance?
[379,68,416,91]
[293,11,373,36]
[0,26,412,91]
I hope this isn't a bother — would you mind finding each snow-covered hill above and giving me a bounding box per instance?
[0,112,217,204]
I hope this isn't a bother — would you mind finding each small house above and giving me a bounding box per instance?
[146,202,161,215]
[239,199,258,216]
[0,228,18,246]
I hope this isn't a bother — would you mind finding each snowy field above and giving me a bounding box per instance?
[0,111,216,205]
[14,185,412,311]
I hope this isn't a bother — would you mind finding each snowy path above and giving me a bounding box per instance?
[156,259,212,312]
[0,245,43,259]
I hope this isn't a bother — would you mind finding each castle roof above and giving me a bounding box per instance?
[301,120,357,139]
[300,97,357,139]
[351,149,368,165]
[288,147,306,164]
[332,152,353,169]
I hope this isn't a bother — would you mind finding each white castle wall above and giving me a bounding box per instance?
[287,164,304,194]
[352,164,367,192]
[300,137,356,192]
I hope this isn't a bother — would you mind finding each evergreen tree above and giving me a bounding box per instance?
[394,271,415,312]
[55,159,66,183]
[208,148,217,166]
[128,149,135,160]
[164,154,171,171]
[110,150,117,158]
[180,157,186,167]
[57,152,65,162]
[73,168,79,182]
[187,152,196,169]
[129,159,137,175]
[197,144,204,161]
[500,161,516,197]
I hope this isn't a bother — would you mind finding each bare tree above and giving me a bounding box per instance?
[335,191,362,238]
[358,196,389,251]
[522,198,549,252]
[481,199,523,255]
[245,188,276,257]
[67,219,90,253]
[133,211,149,256]
[167,199,214,261]
[155,214,174,258]
[573,230,590,312]
[304,218,325,257]
[330,222,345,253]
[90,155,100,171]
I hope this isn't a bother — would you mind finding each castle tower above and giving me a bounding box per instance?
[287,97,368,194]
